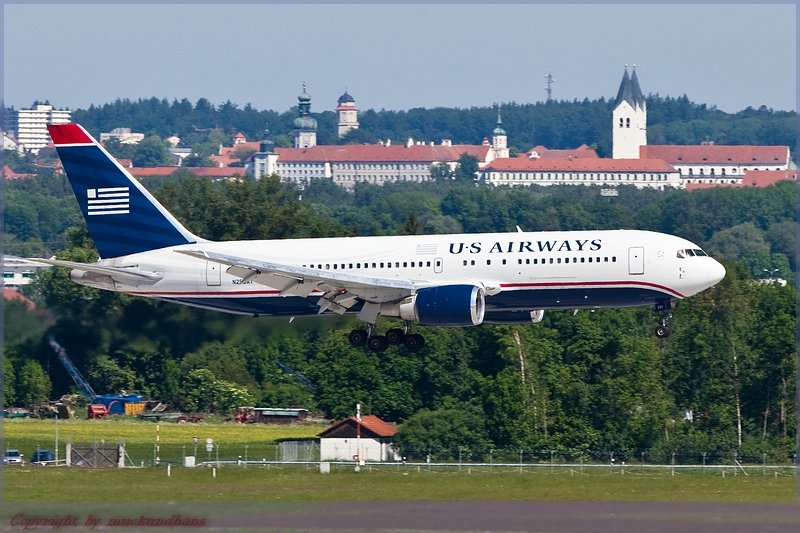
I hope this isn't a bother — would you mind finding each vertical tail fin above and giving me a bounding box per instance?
[48,123,202,258]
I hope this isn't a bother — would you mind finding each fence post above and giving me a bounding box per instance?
[519,449,523,474]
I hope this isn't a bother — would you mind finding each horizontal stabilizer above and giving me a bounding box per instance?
[29,258,163,284]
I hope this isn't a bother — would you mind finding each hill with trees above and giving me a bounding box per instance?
[5,95,793,164]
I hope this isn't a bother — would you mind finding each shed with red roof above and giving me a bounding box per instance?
[318,415,398,462]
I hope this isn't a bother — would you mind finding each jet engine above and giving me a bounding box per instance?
[394,284,486,326]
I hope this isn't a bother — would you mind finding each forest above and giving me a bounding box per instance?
[3,168,796,464]
[5,93,796,160]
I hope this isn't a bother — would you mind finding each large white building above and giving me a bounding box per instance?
[17,104,71,153]
[482,157,681,190]
[245,68,792,192]
[640,143,793,186]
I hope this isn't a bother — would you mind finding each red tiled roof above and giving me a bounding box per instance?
[742,169,797,186]
[130,167,246,178]
[212,142,261,167]
[685,169,797,191]
[356,415,397,437]
[3,165,35,180]
[641,145,790,165]
[485,157,675,172]
[2,288,36,310]
[276,144,490,163]
[318,415,397,438]
[527,144,598,159]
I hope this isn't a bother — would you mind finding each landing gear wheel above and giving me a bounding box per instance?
[348,329,368,347]
[655,325,671,338]
[367,335,389,352]
[404,333,425,351]
[386,328,406,345]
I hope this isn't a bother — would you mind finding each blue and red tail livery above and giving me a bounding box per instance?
[47,124,200,258]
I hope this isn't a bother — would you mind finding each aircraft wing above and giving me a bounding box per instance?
[28,258,164,284]
[177,249,418,315]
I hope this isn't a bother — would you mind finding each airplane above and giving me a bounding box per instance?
[35,123,726,352]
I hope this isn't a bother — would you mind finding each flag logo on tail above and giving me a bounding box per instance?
[87,187,130,216]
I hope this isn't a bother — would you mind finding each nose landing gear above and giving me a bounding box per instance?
[654,301,674,339]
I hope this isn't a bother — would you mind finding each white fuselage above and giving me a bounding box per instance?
[71,229,725,322]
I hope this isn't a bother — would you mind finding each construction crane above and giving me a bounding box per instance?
[48,338,108,418]
[276,361,317,391]
[48,337,98,401]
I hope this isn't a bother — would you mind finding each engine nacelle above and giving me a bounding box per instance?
[397,284,485,326]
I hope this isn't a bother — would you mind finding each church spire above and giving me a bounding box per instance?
[615,65,645,109]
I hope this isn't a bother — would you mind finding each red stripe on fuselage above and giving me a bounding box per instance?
[128,282,683,299]
[127,289,285,297]
[500,280,685,299]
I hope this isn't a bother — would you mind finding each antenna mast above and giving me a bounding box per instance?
[544,72,555,102]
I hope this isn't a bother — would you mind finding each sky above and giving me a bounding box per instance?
[2,3,797,114]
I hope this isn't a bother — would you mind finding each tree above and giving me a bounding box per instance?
[4,355,16,406]
[454,153,479,182]
[394,404,491,461]
[132,136,171,167]
[182,368,255,414]
[17,359,52,408]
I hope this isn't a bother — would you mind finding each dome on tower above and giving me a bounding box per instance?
[338,91,355,105]
[298,84,311,103]
[293,115,318,130]
[493,109,506,135]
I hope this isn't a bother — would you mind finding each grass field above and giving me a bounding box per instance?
[2,417,327,465]
[3,465,796,502]
[3,418,797,503]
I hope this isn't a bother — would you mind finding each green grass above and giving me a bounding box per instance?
[3,418,797,503]
[3,417,326,465]
[3,466,795,502]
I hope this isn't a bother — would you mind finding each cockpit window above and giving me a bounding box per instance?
[677,248,708,258]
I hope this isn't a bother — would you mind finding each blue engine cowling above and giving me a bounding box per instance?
[410,285,486,326]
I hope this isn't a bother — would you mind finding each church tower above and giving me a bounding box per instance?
[336,90,359,138]
[252,125,276,180]
[612,66,647,159]
[491,108,509,159]
[293,83,318,148]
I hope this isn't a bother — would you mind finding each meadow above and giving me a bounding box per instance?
[2,418,797,503]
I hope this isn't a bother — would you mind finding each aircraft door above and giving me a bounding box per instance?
[628,247,644,275]
[206,260,222,286]
[434,257,443,274]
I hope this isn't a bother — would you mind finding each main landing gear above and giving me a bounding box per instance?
[348,325,425,352]
[654,301,674,339]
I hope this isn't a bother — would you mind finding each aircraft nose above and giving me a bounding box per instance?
[708,260,726,286]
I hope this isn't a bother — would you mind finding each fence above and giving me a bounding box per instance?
[52,441,798,477]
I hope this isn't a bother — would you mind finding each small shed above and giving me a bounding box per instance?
[318,415,398,462]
